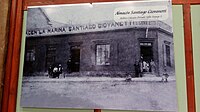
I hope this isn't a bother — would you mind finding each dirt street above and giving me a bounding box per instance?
[20,76,177,111]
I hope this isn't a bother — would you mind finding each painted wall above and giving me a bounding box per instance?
[191,5,200,112]
[0,0,11,109]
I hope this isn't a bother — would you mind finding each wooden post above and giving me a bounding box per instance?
[183,3,196,112]
[94,109,101,112]
[1,0,23,111]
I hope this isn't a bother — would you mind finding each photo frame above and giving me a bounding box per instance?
[2,0,200,112]
[20,1,177,111]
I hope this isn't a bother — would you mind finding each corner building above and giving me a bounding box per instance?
[23,8,175,77]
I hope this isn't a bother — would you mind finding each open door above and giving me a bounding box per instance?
[70,46,80,72]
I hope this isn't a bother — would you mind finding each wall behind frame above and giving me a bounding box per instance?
[16,5,187,112]
[0,0,11,109]
[191,5,200,112]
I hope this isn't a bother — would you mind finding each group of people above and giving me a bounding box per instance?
[134,59,156,77]
[47,57,73,78]
[47,59,169,82]
[48,64,63,78]
[134,58,169,82]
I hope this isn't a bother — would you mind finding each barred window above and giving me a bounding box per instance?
[46,45,56,67]
[26,49,35,61]
[165,45,171,66]
[96,44,110,65]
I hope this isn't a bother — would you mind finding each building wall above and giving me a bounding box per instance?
[24,36,70,74]
[24,27,174,77]
[67,28,137,72]
[157,29,174,75]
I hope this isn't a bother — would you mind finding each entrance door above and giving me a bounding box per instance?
[140,42,153,62]
[70,46,80,72]
[46,45,56,71]
[140,42,153,73]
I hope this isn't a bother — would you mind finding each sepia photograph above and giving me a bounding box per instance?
[20,0,178,111]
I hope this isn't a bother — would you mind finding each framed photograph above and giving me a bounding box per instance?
[20,0,178,111]
[1,0,198,112]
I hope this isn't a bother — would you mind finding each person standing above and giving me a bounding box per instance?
[139,60,143,77]
[67,58,72,74]
[143,61,147,72]
[150,59,156,75]
[58,64,63,77]
[134,61,140,77]
[48,65,53,78]
[52,66,59,78]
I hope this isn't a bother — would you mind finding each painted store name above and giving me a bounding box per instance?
[26,21,156,36]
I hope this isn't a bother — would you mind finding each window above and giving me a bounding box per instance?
[46,45,56,65]
[140,42,152,46]
[165,45,171,66]
[96,44,110,65]
[26,49,35,61]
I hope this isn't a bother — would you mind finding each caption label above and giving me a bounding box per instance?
[114,6,168,21]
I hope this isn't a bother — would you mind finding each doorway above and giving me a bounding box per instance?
[70,46,80,72]
[45,45,56,71]
[140,46,153,62]
[140,42,153,73]
[140,42,153,62]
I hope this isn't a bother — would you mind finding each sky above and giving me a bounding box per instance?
[29,0,173,26]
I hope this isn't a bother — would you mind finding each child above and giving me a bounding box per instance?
[125,74,132,82]
[161,69,169,82]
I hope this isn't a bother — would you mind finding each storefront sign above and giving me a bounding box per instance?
[26,21,171,37]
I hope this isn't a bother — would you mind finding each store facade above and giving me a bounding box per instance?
[23,8,175,77]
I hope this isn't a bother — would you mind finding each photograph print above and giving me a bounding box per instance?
[20,0,178,111]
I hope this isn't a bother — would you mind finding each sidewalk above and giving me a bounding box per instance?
[22,74,176,82]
